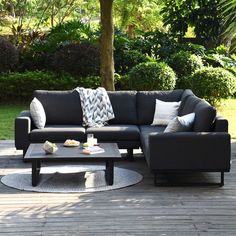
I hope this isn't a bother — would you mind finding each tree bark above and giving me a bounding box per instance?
[99,0,115,91]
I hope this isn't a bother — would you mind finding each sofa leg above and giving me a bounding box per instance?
[153,171,225,187]
[127,149,134,161]
[220,172,224,187]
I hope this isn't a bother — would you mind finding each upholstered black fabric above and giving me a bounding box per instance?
[137,90,183,125]
[148,132,231,171]
[15,110,32,152]
[139,125,166,164]
[193,100,216,132]
[179,95,201,116]
[30,125,86,142]
[86,125,140,141]
[178,89,194,115]
[213,116,228,132]
[108,91,138,124]
[181,89,194,100]
[33,90,83,125]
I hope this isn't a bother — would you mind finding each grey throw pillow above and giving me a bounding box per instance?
[30,97,46,129]
[152,99,181,126]
[164,113,195,133]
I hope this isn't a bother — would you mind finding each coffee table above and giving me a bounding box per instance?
[24,143,121,187]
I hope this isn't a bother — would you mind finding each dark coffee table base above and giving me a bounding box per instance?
[32,159,115,187]
[32,160,41,187]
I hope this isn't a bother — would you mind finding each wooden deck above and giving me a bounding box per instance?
[0,140,236,236]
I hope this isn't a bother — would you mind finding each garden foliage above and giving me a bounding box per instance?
[52,42,100,77]
[0,71,101,102]
[0,37,19,72]
[192,67,236,105]
[129,62,176,91]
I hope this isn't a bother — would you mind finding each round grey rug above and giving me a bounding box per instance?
[1,165,143,193]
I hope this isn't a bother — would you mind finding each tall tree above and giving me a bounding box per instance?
[99,0,115,90]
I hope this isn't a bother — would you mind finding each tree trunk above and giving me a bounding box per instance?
[99,0,115,91]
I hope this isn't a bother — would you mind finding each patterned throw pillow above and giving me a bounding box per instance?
[152,99,181,126]
[30,97,46,129]
[164,113,195,133]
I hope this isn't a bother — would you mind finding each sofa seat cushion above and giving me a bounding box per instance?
[86,125,140,141]
[30,125,86,142]
[139,125,166,162]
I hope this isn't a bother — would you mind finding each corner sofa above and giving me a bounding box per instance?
[15,89,231,186]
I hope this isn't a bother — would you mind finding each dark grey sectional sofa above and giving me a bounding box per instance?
[15,89,231,186]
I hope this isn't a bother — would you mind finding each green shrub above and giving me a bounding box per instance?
[168,50,204,78]
[0,37,19,72]
[129,62,176,91]
[115,74,131,90]
[52,42,100,77]
[115,49,150,75]
[192,67,236,105]
[175,75,193,90]
[177,43,206,57]
[0,71,78,102]
[0,71,103,102]
[132,30,178,60]
[48,20,95,46]
[79,76,101,89]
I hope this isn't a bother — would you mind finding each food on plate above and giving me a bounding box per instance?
[64,139,80,146]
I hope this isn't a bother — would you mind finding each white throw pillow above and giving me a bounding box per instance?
[164,113,195,133]
[152,99,181,126]
[30,97,46,129]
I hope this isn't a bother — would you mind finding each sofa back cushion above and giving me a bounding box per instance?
[178,95,201,116]
[108,91,138,124]
[178,93,216,131]
[137,90,183,125]
[33,90,83,125]
[193,100,216,132]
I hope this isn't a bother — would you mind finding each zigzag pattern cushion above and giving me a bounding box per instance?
[76,87,115,127]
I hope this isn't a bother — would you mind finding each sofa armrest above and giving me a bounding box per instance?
[148,132,231,172]
[213,116,228,132]
[15,110,31,152]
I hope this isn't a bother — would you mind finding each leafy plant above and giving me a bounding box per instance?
[115,74,131,90]
[51,42,100,77]
[177,43,206,57]
[192,67,236,105]
[161,0,225,48]
[168,50,204,78]
[129,62,176,91]
[221,0,236,51]
[78,76,101,89]
[0,37,19,72]
[132,30,178,60]
[0,71,78,102]
[114,49,150,75]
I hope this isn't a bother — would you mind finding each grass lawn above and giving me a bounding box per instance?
[0,99,235,140]
[0,104,28,140]
[218,98,236,138]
